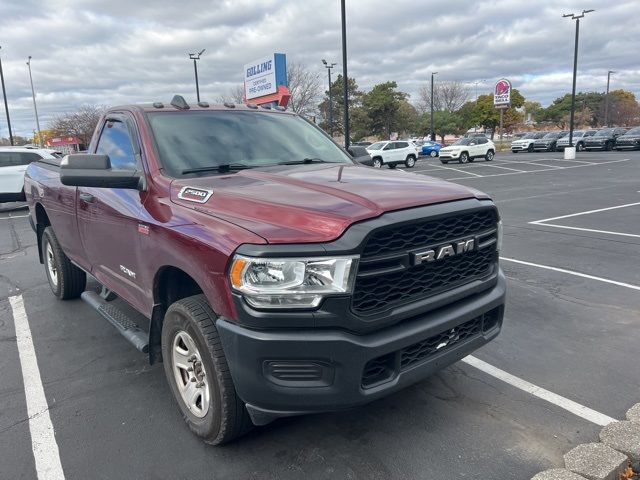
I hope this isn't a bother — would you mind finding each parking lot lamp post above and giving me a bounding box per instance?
[604,70,615,127]
[0,46,14,146]
[322,59,337,137]
[189,49,205,103]
[340,0,349,149]
[26,56,42,147]
[430,72,438,141]
[563,9,594,148]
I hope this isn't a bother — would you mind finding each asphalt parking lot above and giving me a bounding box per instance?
[1,150,639,479]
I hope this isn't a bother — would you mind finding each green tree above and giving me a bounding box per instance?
[470,89,525,138]
[318,75,362,136]
[361,81,408,138]
[604,89,639,126]
[536,92,605,127]
[420,110,465,143]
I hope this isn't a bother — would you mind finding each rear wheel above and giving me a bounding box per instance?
[429,150,438,157]
[404,156,416,168]
[162,294,252,445]
[42,227,86,300]
[459,152,469,164]
[372,158,382,168]
[485,150,495,161]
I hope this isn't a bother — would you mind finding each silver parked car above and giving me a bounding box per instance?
[555,130,598,151]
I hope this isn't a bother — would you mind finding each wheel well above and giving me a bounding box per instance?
[35,203,51,264]
[406,154,416,159]
[372,156,382,161]
[149,266,205,364]
[488,149,495,154]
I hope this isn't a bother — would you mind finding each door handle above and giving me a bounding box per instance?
[79,192,95,203]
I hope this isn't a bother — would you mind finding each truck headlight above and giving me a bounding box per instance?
[229,255,358,309]
[497,220,503,252]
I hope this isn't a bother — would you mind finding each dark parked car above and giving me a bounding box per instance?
[351,141,372,147]
[532,131,567,152]
[614,127,640,151]
[348,145,373,165]
[584,127,628,151]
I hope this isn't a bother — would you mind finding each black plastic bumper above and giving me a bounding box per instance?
[217,270,506,425]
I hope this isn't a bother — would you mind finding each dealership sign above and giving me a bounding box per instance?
[493,78,512,108]
[244,53,287,101]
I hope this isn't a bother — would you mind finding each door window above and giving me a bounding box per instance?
[96,119,138,170]
[19,152,43,165]
[382,143,394,150]
[0,152,22,167]
[396,142,409,149]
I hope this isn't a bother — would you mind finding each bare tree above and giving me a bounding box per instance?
[286,60,322,118]
[217,84,245,104]
[417,81,470,113]
[50,104,108,147]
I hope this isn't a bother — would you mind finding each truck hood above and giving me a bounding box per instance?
[170,164,488,243]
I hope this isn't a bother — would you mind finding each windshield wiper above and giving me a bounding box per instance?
[182,163,252,174]
[277,158,337,166]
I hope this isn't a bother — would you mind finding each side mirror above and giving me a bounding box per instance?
[60,154,143,190]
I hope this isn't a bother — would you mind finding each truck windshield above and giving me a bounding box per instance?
[147,111,353,177]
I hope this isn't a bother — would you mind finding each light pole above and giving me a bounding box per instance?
[604,70,615,126]
[0,46,14,146]
[189,49,205,103]
[471,79,485,132]
[322,59,337,137]
[430,72,438,141]
[340,0,349,149]
[563,9,594,149]
[26,56,42,147]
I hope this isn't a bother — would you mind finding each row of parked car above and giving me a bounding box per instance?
[511,127,640,153]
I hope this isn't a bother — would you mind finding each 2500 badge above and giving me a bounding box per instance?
[178,187,213,203]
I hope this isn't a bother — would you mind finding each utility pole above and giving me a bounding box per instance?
[604,70,615,127]
[340,0,349,149]
[26,56,42,147]
[430,72,438,141]
[189,49,205,103]
[322,59,337,137]
[0,46,14,145]
[563,9,594,149]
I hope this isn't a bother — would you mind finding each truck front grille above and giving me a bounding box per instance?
[352,209,498,315]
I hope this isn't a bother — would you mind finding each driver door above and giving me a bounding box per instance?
[76,114,149,312]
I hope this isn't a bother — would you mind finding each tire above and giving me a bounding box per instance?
[388,163,397,169]
[527,144,534,153]
[162,294,252,445]
[429,150,438,157]
[372,158,382,168]
[440,160,449,164]
[485,150,495,161]
[577,142,585,152]
[605,141,612,151]
[404,156,416,168]
[458,152,469,164]
[42,227,86,300]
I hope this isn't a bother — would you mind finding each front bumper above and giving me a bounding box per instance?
[511,143,530,152]
[438,150,461,159]
[533,143,553,151]
[584,142,607,150]
[217,270,506,425]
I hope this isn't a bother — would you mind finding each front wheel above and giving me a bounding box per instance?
[459,152,469,164]
[404,156,416,168]
[605,141,613,151]
[372,158,382,168]
[162,294,252,445]
[388,163,397,169]
[527,144,534,152]
[429,150,438,157]
[485,150,494,161]
[577,142,585,152]
[440,160,449,164]
[42,227,86,300]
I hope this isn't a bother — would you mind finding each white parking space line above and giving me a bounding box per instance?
[500,257,640,291]
[9,295,66,480]
[529,201,640,224]
[529,223,640,239]
[462,355,617,426]
[472,163,526,172]
[0,214,29,220]
[427,164,484,177]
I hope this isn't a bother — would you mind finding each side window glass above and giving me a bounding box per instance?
[0,152,21,166]
[398,142,408,149]
[383,143,393,150]
[20,152,42,165]
[96,119,137,170]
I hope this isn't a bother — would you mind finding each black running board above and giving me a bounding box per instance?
[81,291,149,353]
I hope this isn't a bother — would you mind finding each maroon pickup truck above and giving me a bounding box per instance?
[25,96,505,444]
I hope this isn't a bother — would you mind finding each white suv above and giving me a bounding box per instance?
[365,140,419,169]
[438,137,495,164]
[0,147,62,202]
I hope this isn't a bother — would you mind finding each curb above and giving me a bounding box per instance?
[531,403,640,480]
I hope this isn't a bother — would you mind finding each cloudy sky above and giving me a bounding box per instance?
[1,0,638,137]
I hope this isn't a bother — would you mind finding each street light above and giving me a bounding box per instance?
[430,72,438,141]
[340,0,349,149]
[563,9,594,149]
[604,70,615,127]
[189,49,206,103]
[26,56,42,147]
[0,46,14,146]
[472,79,486,101]
[322,59,337,137]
